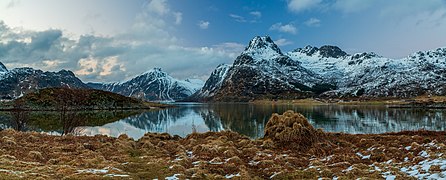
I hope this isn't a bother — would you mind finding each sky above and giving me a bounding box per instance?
[0,0,446,82]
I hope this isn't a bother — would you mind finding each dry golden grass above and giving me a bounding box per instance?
[1,112,446,179]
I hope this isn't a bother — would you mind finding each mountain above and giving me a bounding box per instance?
[288,46,446,98]
[0,64,89,99]
[88,68,204,101]
[191,36,331,102]
[0,62,7,74]
[193,36,446,101]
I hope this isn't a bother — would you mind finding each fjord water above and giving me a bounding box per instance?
[1,103,445,139]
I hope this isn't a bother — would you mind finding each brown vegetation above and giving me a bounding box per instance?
[1,111,446,179]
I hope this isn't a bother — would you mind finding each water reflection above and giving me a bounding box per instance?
[80,104,446,139]
[0,110,142,136]
[1,104,446,139]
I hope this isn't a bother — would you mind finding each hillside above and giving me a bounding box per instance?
[11,87,169,110]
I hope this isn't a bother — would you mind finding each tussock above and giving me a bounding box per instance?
[264,110,326,150]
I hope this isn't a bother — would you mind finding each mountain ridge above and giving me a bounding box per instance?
[0,65,89,99]
[88,68,204,101]
[191,36,446,101]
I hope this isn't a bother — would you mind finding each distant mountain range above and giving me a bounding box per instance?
[0,62,88,99]
[88,68,203,101]
[0,62,203,101]
[1,35,446,102]
[191,36,446,101]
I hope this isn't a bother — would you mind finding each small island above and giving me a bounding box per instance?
[1,87,171,111]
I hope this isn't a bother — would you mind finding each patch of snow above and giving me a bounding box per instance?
[249,160,260,166]
[165,174,181,180]
[104,174,130,177]
[419,151,430,158]
[225,173,241,179]
[356,152,371,159]
[270,172,281,179]
[400,158,446,179]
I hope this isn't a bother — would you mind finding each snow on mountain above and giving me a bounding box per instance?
[188,64,232,100]
[88,68,204,101]
[191,36,327,102]
[0,65,88,99]
[288,46,446,98]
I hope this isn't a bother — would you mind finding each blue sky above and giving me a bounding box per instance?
[0,0,446,82]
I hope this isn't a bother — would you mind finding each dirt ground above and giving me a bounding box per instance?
[1,111,446,179]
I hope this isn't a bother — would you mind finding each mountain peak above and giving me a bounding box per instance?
[292,45,347,58]
[0,62,8,73]
[143,67,167,76]
[241,36,283,60]
[318,45,347,58]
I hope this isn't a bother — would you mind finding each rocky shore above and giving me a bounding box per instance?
[1,111,446,179]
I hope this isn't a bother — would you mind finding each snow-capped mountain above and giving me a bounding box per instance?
[88,68,204,101]
[193,36,446,101]
[288,46,446,98]
[191,36,329,101]
[0,64,88,99]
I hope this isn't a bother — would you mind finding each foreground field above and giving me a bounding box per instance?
[1,111,446,179]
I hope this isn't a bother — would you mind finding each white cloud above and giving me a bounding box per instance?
[229,14,247,23]
[198,21,210,29]
[146,0,169,16]
[287,0,322,12]
[250,11,262,18]
[274,38,293,46]
[270,23,297,34]
[305,18,321,27]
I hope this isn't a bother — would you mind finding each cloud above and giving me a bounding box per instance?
[333,0,374,13]
[250,11,262,18]
[269,23,298,34]
[0,0,240,83]
[146,0,169,16]
[198,21,210,29]
[212,42,245,58]
[287,0,322,12]
[305,18,321,27]
[6,0,20,8]
[229,14,247,23]
[274,38,293,46]
[173,12,182,25]
[230,12,261,23]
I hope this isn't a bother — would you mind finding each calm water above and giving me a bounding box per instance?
[1,103,445,139]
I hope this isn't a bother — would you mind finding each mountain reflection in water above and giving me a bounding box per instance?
[1,103,446,139]
[81,103,446,139]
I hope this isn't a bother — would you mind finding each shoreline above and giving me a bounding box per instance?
[249,96,446,107]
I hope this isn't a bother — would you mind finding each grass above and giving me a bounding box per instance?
[1,111,446,179]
